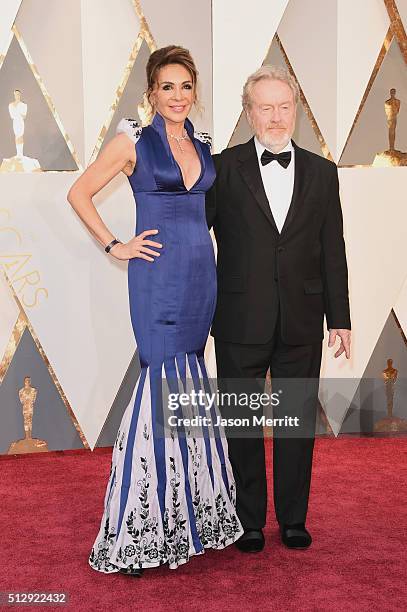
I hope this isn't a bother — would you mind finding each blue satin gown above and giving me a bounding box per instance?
[89,112,243,572]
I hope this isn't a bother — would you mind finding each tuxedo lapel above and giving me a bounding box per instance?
[237,138,279,233]
[280,139,314,236]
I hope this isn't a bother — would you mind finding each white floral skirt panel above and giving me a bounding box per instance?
[88,351,243,572]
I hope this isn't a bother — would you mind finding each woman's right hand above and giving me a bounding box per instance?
[110,229,163,261]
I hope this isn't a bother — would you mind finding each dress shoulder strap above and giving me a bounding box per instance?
[116,118,143,143]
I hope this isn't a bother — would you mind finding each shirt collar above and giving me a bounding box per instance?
[254,135,294,162]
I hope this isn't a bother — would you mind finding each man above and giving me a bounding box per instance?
[206,65,351,552]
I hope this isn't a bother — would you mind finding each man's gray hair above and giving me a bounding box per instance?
[242,65,299,110]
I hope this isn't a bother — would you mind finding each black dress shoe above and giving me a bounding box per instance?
[235,529,265,553]
[119,567,144,577]
[280,523,312,549]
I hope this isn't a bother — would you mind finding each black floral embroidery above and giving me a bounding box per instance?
[116,456,166,567]
[118,431,125,451]
[189,437,206,536]
[194,131,212,149]
[89,517,117,572]
[124,544,135,557]
[215,491,241,544]
[188,438,241,547]
[116,118,142,144]
[89,444,241,572]
[163,456,190,565]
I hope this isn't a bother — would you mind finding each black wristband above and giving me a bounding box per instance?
[105,238,122,253]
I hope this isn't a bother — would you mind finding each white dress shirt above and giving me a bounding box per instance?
[254,136,295,233]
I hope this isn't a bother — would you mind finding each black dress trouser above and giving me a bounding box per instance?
[214,306,323,528]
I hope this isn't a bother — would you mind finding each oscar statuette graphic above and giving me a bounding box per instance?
[0,89,41,173]
[7,376,49,453]
[373,88,407,166]
[374,359,407,432]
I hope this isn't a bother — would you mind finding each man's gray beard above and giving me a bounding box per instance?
[255,130,291,150]
[246,113,292,149]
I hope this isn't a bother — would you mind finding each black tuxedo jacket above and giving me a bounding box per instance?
[205,138,351,345]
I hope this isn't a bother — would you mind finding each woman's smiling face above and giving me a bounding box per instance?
[150,63,195,124]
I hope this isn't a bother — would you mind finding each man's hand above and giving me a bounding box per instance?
[328,329,351,359]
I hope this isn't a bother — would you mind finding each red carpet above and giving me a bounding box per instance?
[1,438,406,612]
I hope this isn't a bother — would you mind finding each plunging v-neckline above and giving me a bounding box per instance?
[152,112,203,192]
[171,143,203,192]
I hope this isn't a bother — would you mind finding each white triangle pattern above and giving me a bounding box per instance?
[212,0,289,152]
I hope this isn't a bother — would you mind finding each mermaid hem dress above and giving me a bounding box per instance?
[88,113,243,572]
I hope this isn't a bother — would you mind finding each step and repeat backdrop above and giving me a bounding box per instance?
[0,0,406,453]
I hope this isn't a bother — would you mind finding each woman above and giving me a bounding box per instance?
[67,45,243,576]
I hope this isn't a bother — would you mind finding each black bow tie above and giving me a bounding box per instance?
[260,149,292,168]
